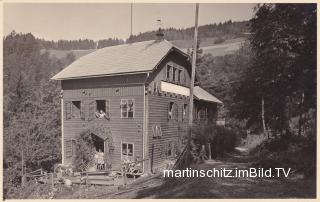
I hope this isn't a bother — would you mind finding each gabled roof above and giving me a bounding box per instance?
[52,40,189,80]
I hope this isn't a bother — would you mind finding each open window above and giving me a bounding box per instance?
[168,102,178,120]
[182,104,188,121]
[121,99,134,118]
[95,100,110,119]
[69,101,83,120]
[168,102,174,119]
[122,143,134,161]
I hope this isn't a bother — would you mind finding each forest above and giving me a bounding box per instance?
[35,20,248,50]
[3,3,317,199]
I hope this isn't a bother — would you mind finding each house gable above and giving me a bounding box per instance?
[146,50,192,88]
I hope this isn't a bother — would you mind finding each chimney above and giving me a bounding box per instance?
[156,19,164,40]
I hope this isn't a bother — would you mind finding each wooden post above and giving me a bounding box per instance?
[61,92,65,164]
[123,164,127,187]
[187,3,199,165]
[151,143,154,173]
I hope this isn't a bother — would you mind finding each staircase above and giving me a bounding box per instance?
[79,157,96,172]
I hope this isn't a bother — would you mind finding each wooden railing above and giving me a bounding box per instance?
[172,145,188,170]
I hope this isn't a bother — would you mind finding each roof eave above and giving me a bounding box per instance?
[51,70,151,81]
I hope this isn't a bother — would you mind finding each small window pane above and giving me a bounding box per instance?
[128,144,133,156]
[121,100,128,118]
[178,70,182,83]
[169,102,174,119]
[122,144,127,155]
[72,101,81,119]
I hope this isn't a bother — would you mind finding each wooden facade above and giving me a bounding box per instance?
[58,45,219,172]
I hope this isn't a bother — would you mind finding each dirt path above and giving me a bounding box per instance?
[107,153,316,199]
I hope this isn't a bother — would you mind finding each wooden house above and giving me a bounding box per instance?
[52,39,222,173]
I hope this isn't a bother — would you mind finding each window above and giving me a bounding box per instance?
[173,67,176,82]
[95,100,110,119]
[122,143,134,161]
[166,65,172,80]
[178,69,182,84]
[121,99,134,118]
[182,104,188,121]
[165,141,174,158]
[152,125,163,138]
[168,102,174,119]
[198,107,208,120]
[168,102,178,120]
[66,101,84,120]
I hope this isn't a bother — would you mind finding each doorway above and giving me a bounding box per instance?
[91,133,104,152]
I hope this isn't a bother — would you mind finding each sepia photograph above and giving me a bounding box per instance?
[2,1,317,199]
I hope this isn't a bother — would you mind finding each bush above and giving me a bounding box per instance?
[252,136,316,179]
[4,179,53,199]
[73,130,96,171]
[191,125,239,161]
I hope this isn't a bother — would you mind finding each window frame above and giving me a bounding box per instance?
[120,98,135,118]
[121,142,134,161]
[182,103,188,121]
[69,100,83,120]
[166,64,172,81]
[165,141,174,159]
[95,99,110,119]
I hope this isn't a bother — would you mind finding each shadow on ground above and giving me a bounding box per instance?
[128,158,316,199]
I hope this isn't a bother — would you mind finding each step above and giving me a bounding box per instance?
[81,170,110,176]
[82,175,114,181]
[86,179,115,186]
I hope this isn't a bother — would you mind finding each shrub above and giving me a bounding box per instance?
[73,130,96,171]
[252,135,316,179]
[4,179,53,199]
[191,125,238,161]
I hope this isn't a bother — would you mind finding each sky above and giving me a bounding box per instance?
[4,3,256,41]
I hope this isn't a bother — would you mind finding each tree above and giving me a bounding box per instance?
[234,4,316,135]
[3,32,75,198]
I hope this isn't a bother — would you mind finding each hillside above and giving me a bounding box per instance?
[46,37,246,61]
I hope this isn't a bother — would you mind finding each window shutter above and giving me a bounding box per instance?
[65,140,72,158]
[152,125,156,138]
[174,103,178,121]
[65,101,71,120]
[80,101,85,120]
[71,139,77,157]
[105,100,110,118]
[186,104,189,121]
[88,101,95,121]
